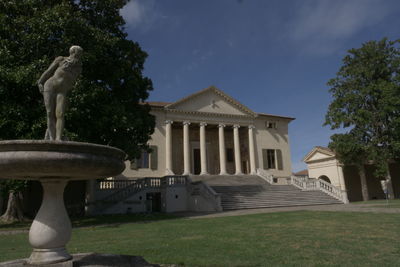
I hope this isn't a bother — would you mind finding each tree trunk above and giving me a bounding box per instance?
[386,164,395,200]
[0,191,26,223]
[358,165,369,201]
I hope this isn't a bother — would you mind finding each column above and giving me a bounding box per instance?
[233,124,243,175]
[218,124,227,175]
[199,122,208,175]
[165,120,174,175]
[248,125,256,175]
[183,121,191,175]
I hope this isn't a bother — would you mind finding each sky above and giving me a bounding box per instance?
[120,0,400,172]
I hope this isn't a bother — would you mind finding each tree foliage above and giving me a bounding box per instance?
[0,0,155,221]
[325,38,400,178]
[0,0,155,159]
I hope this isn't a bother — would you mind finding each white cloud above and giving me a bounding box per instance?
[120,0,157,30]
[285,0,391,55]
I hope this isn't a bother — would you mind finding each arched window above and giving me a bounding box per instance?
[319,175,331,184]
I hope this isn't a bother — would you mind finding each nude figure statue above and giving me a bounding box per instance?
[37,46,83,140]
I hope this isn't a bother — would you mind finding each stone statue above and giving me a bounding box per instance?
[37,46,83,140]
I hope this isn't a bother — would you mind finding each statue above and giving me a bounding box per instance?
[37,46,83,140]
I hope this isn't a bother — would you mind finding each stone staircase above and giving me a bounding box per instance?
[192,175,343,211]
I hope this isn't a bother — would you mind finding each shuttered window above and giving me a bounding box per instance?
[130,145,158,170]
[262,149,284,170]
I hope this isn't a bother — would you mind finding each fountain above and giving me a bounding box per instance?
[0,47,155,266]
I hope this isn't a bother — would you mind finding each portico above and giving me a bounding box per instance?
[164,120,257,176]
[123,86,294,180]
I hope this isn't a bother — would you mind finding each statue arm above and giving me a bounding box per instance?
[37,56,64,92]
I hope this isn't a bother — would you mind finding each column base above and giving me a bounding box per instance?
[234,172,244,176]
[182,172,192,176]
[28,247,72,265]
[200,172,209,176]
[219,172,228,175]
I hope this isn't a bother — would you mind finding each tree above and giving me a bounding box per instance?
[325,38,400,199]
[0,0,155,221]
[328,132,370,201]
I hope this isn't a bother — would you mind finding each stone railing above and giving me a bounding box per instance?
[290,175,346,203]
[98,180,138,190]
[256,168,274,184]
[315,179,344,202]
[290,175,307,189]
[165,175,187,186]
[94,176,188,203]
[188,179,222,212]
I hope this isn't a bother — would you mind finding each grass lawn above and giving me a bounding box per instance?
[354,199,400,208]
[1,211,400,266]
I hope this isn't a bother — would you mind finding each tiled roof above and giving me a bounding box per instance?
[257,112,295,120]
[293,169,308,176]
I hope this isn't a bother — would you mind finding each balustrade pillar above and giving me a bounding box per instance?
[233,125,243,175]
[165,120,174,175]
[218,124,227,175]
[199,122,208,175]
[183,121,191,175]
[248,125,256,175]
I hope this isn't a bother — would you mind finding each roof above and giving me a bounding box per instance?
[141,101,171,107]
[257,112,295,121]
[293,169,308,176]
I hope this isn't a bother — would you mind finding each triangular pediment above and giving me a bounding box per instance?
[303,146,336,163]
[165,86,256,116]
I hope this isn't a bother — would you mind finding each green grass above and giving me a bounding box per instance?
[0,213,177,231]
[353,199,400,208]
[1,211,400,266]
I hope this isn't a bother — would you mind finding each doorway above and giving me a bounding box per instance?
[146,192,161,212]
[193,148,201,175]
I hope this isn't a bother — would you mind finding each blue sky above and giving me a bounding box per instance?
[120,0,400,172]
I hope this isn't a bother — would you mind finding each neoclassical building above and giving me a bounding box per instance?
[122,86,295,180]
[303,146,400,201]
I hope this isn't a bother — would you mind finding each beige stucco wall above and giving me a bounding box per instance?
[307,158,346,190]
[254,115,293,178]
[121,109,167,178]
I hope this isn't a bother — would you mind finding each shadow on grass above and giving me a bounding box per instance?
[0,213,180,231]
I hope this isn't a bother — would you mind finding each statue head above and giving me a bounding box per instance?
[69,45,83,59]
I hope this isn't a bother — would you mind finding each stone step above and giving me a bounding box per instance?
[208,176,343,211]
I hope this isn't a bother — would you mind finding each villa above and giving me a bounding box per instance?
[82,87,346,215]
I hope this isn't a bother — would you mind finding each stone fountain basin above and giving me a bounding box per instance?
[0,140,126,180]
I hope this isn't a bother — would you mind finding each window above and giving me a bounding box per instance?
[138,151,150,169]
[226,148,234,162]
[266,121,277,129]
[130,146,158,170]
[267,149,275,169]
[262,149,283,170]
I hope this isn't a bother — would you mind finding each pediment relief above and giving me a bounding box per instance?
[166,86,256,116]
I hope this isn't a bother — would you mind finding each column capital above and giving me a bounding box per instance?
[233,124,240,129]
[165,120,173,125]
[183,121,191,126]
[199,122,207,127]
[248,125,255,129]
[218,123,226,128]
